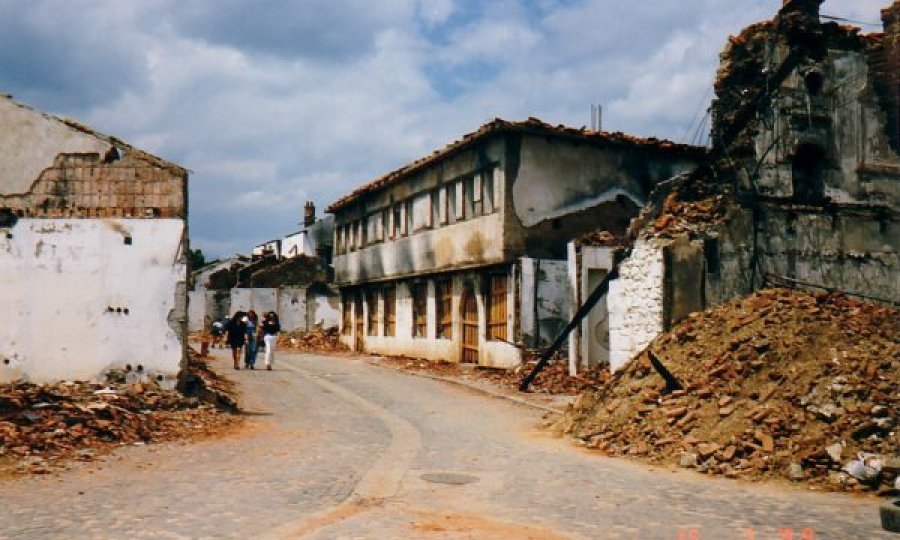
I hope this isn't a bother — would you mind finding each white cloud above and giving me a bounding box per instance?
[0,0,892,257]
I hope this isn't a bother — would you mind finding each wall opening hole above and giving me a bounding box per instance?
[791,143,826,204]
[0,208,18,228]
[804,70,824,96]
[124,236,133,245]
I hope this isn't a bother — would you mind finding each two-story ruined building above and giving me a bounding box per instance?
[329,118,703,367]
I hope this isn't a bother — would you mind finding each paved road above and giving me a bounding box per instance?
[0,351,890,539]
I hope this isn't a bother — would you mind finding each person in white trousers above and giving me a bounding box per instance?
[261,311,281,370]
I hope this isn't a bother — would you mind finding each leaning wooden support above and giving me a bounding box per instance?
[518,264,620,392]
[647,350,682,394]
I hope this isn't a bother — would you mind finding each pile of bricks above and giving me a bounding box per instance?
[0,356,238,475]
[558,288,899,493]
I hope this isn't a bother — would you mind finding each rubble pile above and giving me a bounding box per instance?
[374,353,610,396]
[557,288,900,492]
[280,327,348,353]
[0,355,239,475]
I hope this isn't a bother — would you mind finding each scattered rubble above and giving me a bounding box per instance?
[279,327,348,353]
[0,354,240,476]
[556,288,900,493]
[373,353,609,396]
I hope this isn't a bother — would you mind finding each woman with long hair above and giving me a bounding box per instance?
[262,311,281,371]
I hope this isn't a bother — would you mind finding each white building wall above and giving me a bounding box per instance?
[0,219,185,383]
[607,239,666,371]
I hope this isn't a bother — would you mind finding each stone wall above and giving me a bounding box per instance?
[607,240,666,371]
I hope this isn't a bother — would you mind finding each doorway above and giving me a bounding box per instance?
[460,287,479,364]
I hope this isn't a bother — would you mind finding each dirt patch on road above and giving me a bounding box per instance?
[408,508,569,539]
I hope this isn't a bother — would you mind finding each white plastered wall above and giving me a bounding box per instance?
[0,218,185,382]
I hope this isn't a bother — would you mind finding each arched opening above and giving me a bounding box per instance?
[791,143,826,203]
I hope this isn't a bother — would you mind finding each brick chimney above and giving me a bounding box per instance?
[303,201,316,228]
[882,1,900,151]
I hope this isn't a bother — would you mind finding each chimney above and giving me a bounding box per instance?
[303,201,316,228]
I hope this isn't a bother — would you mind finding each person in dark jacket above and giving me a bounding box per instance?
[261,311,281,371]
[225,312,247,370]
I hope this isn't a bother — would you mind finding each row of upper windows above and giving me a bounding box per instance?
[334,168,499,255]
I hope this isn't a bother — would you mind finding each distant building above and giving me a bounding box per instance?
[329,118,703,367]
[0,94,189,383]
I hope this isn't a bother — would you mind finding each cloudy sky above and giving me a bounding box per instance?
[0,0,889,258]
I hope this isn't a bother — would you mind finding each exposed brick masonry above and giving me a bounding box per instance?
[0,151,186,219]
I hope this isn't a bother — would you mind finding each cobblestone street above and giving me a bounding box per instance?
[0,350,890,539]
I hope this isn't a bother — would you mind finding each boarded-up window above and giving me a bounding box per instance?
[413,192,431,231]
[436,278,452,339]
[487,274,508,341]
[342,293,352,335]
[384,285,396,337]
[366,289,379,336]
[412,283,427,338]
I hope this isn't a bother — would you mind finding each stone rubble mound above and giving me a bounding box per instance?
[0,355,238,475]
[557,288,899,493]
[280,327,348,353]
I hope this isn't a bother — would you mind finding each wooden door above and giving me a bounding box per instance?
[461,288,479,363]
[354,295,364,351]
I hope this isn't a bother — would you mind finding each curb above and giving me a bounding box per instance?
[367,359,566,416]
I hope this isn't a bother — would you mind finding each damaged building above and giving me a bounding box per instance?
[329,118,703,367]
[0,94,189,383]
[189,201,339,334]
[569,0,900,373]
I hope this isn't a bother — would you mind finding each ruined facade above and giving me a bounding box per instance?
[573,0,900,371]
[330,118,702,367]
[0,95,189,383]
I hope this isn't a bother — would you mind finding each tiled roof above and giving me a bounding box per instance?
[327,117,706,213]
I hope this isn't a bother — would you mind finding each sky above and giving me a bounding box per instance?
[0,0,890,259]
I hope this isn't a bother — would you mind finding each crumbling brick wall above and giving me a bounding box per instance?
[0,151,186,219]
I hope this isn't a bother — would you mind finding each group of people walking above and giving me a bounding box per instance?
[219,310,281,371]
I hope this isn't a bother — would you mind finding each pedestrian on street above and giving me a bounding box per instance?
[245,310,259,369]
[225,312,247,370]
[262,311,281,371]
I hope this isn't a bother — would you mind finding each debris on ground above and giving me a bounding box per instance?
[373,353,609,396]
[556,288,900,493]
[279,327,348,353]
[0,353,240,475]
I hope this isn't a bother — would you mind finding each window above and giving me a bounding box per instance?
[342,293,352,335]
[366,289,380,336]
[412,192,431,232]
[483,170,495,214]
[462,177,474,219]
[487,274,508,341]
[411,283,427,338]
[436,278,452,339]
[431,189,440,228]
[384,285,396,337]
[438,186,448,225]
[448,183,458,223]
[393,205,402,239]
[406,199,413,235]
